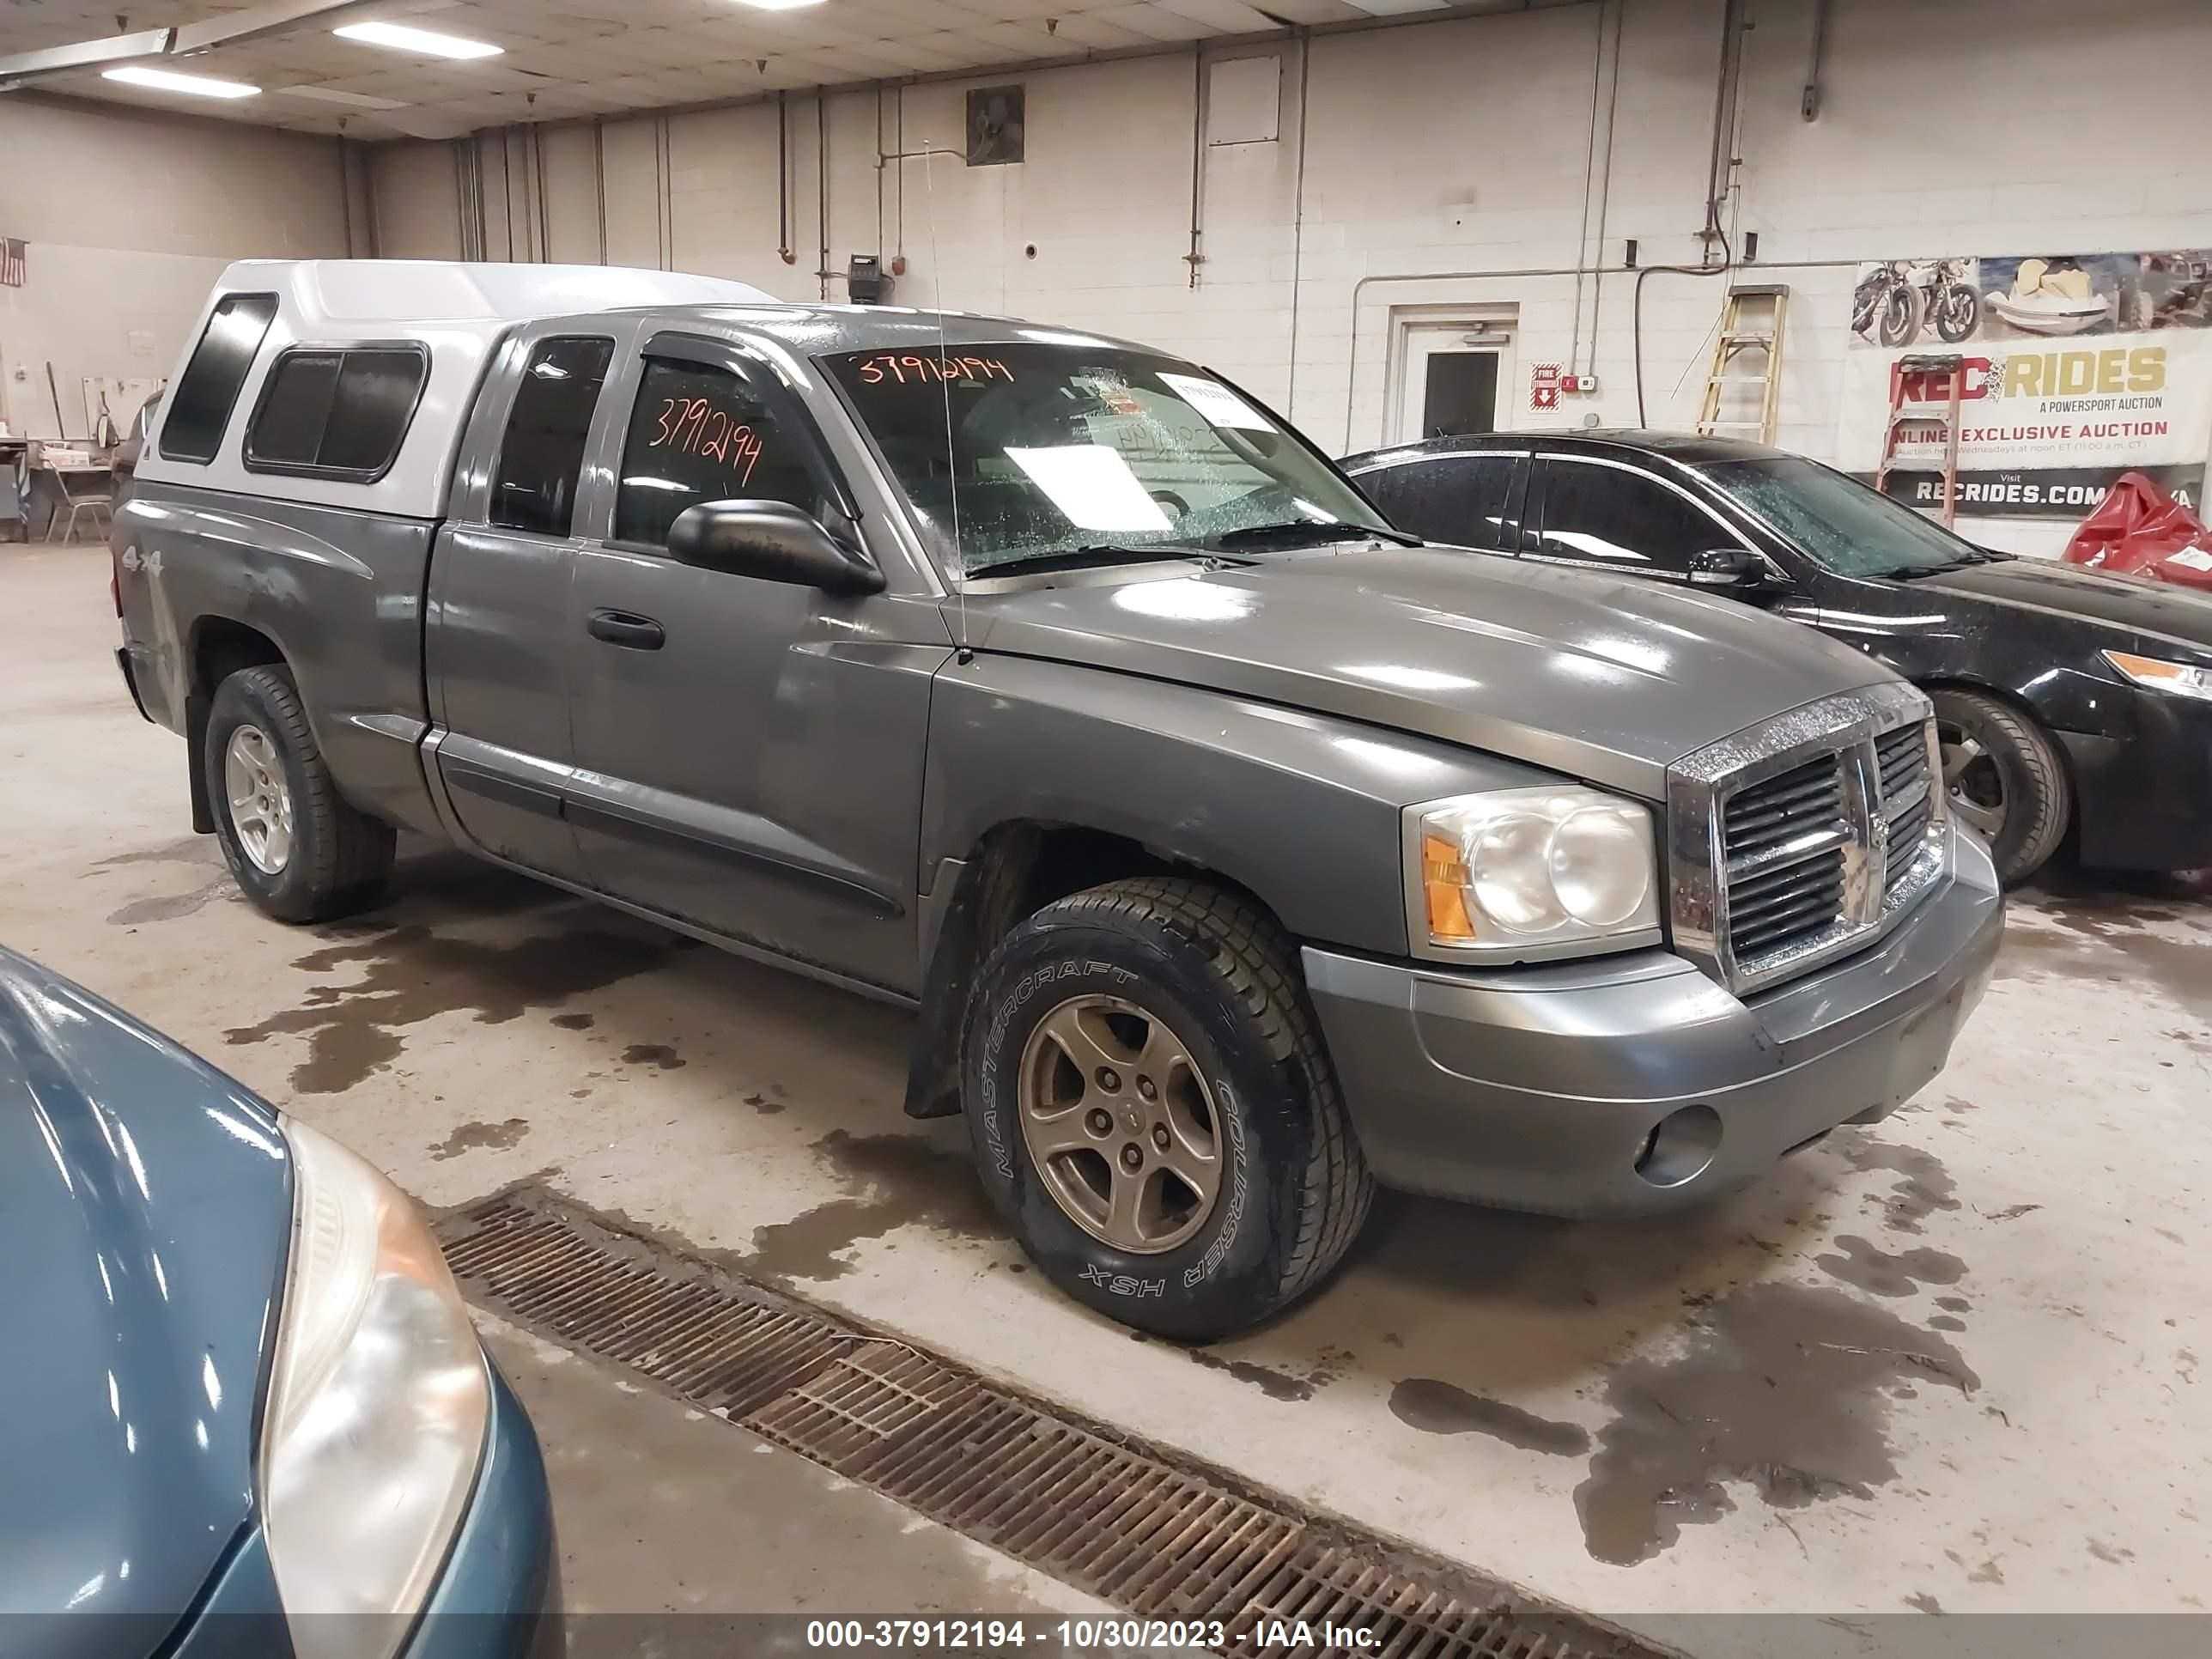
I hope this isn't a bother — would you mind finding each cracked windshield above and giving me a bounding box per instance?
[823,343,1395,575]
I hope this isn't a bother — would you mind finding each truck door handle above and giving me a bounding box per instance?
[587,609,665,650]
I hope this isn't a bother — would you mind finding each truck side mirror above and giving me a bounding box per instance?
[665,500,885,596]
[1686,547,1770,591]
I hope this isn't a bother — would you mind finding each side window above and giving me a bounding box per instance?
[246,346,427,481]
[1534,462,1721,574]
[160,291,278,464]
[490,337,616,538]
[612,356,825,549]
[1360,456,1517,550]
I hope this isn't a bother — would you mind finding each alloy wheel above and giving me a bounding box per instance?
[224,723,295,874]
[1017,994,1222,1255]
[1938,722,2006,840]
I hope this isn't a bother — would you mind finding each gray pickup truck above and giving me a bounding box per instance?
[114,260,2002,1339]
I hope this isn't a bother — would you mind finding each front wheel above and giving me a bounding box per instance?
[1879,284,1924,348]
[205,665,396,923]
[1935,284,1981,343]
[1929,687,2069,887]
[963,878,1373,1341]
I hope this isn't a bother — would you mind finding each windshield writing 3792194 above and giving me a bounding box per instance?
[649,398,763,486]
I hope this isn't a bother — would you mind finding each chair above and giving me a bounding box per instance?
[43,453,113,544]
[3,450,27,544]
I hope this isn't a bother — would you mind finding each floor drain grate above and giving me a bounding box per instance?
[439,1188,1668,1659]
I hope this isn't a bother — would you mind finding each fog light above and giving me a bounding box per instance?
[1634,1103,1723,1188]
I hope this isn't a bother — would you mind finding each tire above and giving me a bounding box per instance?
[1929,687,2069,887]
[1936,284,1980,343]
[962,878,1374,1341]
[1879,284,1923,348]
[204,665,396,923]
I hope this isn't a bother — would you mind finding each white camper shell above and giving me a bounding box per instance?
[135,260,777,518]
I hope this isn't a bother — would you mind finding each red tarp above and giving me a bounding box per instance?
[2063,471,2212,591]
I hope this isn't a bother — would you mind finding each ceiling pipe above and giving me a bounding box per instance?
[1700,0,1752,260]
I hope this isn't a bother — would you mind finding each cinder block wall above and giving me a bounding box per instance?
[368,0,2212,552]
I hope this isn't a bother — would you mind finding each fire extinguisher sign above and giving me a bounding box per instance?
[1530,362,1561,411]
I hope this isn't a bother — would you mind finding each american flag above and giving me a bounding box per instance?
[0,240,24,288]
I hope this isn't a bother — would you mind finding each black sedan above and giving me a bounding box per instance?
[1342,430,2212,885]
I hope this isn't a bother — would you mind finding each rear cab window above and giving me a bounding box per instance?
[245,345,428,482]
[490,337,616,538]
[611,356,834,549]
[160,291,278,464]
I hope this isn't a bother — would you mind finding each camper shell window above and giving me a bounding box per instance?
[244,343,430,483]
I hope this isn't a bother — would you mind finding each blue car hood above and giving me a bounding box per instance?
[0,949,292,1659]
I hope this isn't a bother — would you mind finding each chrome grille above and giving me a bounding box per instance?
[1668,685,1949,995]
[1721,753,1847,959]
[1876,723,1936,891]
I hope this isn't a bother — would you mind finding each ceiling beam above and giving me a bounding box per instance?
[0,28,173,91]
[0,0,374,92]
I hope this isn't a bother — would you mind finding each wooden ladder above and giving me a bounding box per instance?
[1696,284,1790,443]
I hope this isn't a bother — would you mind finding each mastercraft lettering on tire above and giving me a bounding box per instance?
[117,260,2002,1340]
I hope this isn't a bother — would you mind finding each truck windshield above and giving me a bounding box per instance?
[823,343,1394,578]
[1699,454,1987,579]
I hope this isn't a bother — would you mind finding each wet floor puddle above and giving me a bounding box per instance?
[1573,1278,1980,1565]
[223,919,690,1092]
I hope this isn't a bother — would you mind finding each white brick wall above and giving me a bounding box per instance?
[350,0,2211,554]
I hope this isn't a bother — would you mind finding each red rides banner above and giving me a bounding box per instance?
[1839,250,2212,519]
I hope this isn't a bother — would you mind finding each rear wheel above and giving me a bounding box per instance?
[1930,687,2069,886]
[205,665,395,923]
[963,878,1373,1341]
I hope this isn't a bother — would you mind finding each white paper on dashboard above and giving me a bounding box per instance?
[1005,445,1175,532]
[1158,372,1272,431]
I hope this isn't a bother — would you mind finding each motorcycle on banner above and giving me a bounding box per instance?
[1853,258,1981,349]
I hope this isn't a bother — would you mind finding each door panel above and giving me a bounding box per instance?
[425,331,618,878]
[426,524,584,875]
[565,338,945,994]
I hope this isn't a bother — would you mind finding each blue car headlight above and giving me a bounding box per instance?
[260,1119,489,1659]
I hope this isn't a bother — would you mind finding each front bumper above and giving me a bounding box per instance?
[2058,684,2212,871]
[1304,832,2004,1218]
[406,1357,562,1659]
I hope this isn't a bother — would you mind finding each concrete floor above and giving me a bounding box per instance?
[8,545,2210,1650]
[478,1315,1113,1631]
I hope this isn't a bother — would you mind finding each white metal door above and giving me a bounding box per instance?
[1394,324,1516,445]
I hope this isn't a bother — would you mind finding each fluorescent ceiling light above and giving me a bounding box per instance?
[279,85,410,110]
[103,65,261,99]
[333,21,503,59]
[729,0,829,9]
[1342,0,1449,12]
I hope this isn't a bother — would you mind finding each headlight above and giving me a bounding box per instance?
[1410,787,1662,958]
[2103,649,2212,703]
[262,1119,489,1659]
